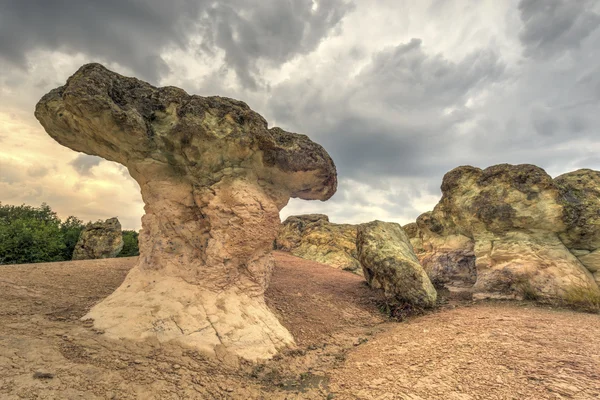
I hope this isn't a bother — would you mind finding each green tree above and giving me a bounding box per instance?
[0,202,66,265]
[0,202,135,264]
[118,230,140,257]
[60,215,85,260]
[0,202,60,223]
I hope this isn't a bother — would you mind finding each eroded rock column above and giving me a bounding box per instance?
[35,63,337,360]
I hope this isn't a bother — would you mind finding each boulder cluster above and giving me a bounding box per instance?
[276,216,436,307]
[279,164,600,304]
[411,164,600,300]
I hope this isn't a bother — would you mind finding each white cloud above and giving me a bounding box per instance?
[0,111,144,229]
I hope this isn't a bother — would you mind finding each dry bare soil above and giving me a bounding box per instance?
[1,251,599,399]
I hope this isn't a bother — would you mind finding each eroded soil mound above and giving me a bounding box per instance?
[1,252,599,399]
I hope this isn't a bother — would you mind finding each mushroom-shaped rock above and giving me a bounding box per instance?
[72,217,124,260]
[275,214,361,274]
[35,64,337,360]
[356,221,437,307]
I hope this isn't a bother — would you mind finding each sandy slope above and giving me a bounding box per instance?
[1,252,599,399]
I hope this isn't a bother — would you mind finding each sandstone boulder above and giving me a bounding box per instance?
[356,221,437,307]
[402,222,424,254]
[412,164,599,300]
[414,212,476,291]
[72,217,124,260]
[35,63,337,360]
[275,214,361,274]
[555,169,600,281]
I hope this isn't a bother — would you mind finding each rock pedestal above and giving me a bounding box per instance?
[35,64,337,360]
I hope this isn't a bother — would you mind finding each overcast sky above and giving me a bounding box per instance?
[1,0,599,230]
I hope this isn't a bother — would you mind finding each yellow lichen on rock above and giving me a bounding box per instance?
[275,214,361,274]
[411,164,600,301]
[357,220,437,307]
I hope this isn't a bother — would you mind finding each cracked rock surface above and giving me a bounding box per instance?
[35,63,337,360]
[409,164,600,300]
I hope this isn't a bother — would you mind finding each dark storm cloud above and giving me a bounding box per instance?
[0,0,352,85]
[4,0,600,226]
[69,154,102,176]
[316,118,449,181]
[270,38,505,184]
[467,0,600,173]
[518,0,600,59]
[0,0,195,82]
[203,0,353,88]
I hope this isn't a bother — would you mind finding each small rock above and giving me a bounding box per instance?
[33,371,55,379]
[72,218,124,260]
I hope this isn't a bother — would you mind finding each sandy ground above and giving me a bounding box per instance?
[329,305,600,399]
[1,252,599,399]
